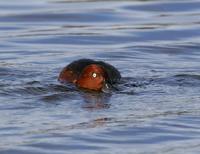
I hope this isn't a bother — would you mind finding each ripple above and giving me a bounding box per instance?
[124,1,200,13]
[0,11,124,23]
[155,74,200,87]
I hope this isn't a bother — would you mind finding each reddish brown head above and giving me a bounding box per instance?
[76,64,107,91]
[58,68,78,84]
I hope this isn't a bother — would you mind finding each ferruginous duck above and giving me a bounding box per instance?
[58,59,121,91]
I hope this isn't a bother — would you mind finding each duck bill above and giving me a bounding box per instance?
[101,83,111,93]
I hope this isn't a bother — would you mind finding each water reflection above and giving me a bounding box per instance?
[39,82,112,110]
[80,91,111,110]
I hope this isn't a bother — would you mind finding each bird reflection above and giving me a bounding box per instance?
[80,90,111,110]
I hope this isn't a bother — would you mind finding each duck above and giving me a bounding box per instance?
[58,59,121,91]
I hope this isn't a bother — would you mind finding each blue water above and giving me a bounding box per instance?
[1,0,200,153]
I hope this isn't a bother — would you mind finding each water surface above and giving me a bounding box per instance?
[1,0,200,153]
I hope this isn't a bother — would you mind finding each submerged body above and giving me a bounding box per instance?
[58,59,121,91]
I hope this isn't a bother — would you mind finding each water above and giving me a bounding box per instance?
[1,0,200,153]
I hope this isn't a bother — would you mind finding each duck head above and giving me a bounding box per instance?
[76,64,107,91]
[58,68,77,84]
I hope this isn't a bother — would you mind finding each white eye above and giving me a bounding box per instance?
[92,73,97,78]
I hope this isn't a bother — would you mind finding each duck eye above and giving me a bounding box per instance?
[92,72,97,78]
